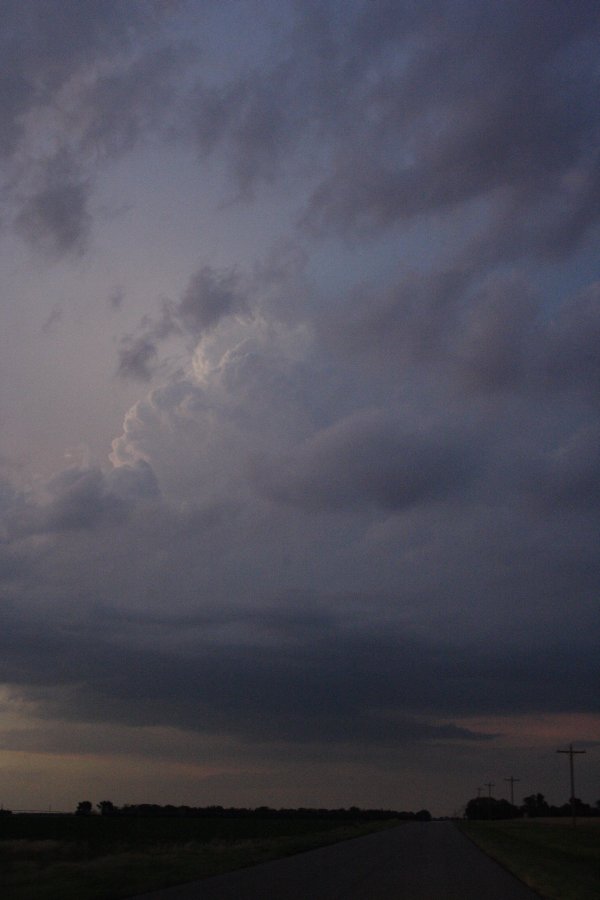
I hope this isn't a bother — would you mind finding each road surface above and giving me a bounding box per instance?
[133,821,538,899]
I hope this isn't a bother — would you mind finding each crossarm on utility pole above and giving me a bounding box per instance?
[504,776,520,806]
[557,744,586,827]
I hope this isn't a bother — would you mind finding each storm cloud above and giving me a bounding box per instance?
[0,1,598,815]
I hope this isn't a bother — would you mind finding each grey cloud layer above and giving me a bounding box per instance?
[1,1,599,791]
[3,461,158,538]
[0,597,596,751]
[323,269,600,402]
[185,1,600,261]
[2,306,598,748]
[0,0,182,256]
[255,411,476,511]
[3,2,599,261]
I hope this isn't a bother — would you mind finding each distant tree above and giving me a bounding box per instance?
[415,809,432,821]
[97,800,116,816]
[465,796,519,820]
[571,797,592,816]
[522,793,549,817]
[76,800,93,816]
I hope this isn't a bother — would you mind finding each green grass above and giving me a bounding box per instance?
[0,815,398,899]
[460,819,600,900]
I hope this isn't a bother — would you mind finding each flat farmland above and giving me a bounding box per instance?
[461,818,600,900]
[0,813,396,900]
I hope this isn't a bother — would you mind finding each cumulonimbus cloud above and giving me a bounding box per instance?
[116,266,247,380]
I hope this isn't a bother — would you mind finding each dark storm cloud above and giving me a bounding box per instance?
[3,1,599,264]
[524,424,600,511]
[0,0,172,141]
[15,177,92,258]
[0,0,182,256]
[0,0,155,84]
[6,461,159,537]
[320,261,600,406]
[178,266,245,335]
[543,282,600,393]
[117,335,161,382]
[450,274,542,393]
[255,410,477,511]
[302,2,600,250]
[319,266,472,373]
[182,1,600,263]
[453,275,600,401]
[192,69,297,198]
[0,599,596,749]
[2,0,599,807]
[76,45,184,160]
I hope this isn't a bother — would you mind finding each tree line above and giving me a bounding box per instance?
[75,800,432,821]
[465,792,600,820]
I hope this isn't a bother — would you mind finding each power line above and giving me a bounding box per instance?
[504,776,520,806]
[557,743,586,827]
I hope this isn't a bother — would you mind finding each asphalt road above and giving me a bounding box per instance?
[134,821,539,899]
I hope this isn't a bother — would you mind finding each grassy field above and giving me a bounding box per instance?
[0,814,398,900]
[461,818,600,900]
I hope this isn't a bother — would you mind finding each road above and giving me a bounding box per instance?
[134,821,539,899]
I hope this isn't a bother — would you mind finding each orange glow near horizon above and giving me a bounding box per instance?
[449,712,600,747]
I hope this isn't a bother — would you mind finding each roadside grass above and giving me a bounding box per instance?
[460,819,600,900]
[0,816,397,900]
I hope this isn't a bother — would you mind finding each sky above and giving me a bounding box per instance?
[0,1,599,818]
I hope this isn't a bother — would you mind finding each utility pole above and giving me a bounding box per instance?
[477,787,482,798]
[484,782,494,798]
[557,744,586,827]
[504,776,520,806]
